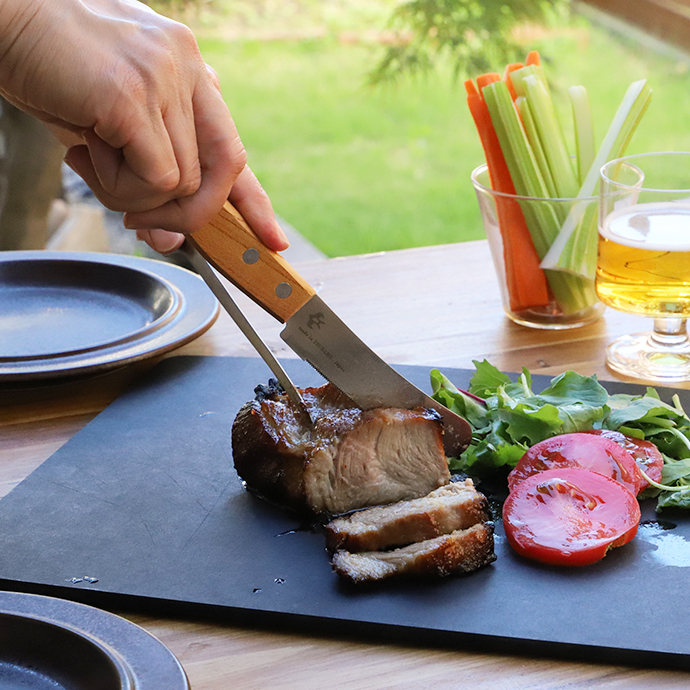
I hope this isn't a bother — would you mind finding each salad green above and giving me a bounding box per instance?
[431,360,690,510]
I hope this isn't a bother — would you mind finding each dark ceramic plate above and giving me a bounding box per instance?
[0,251,218,381]
[0,590,188,689]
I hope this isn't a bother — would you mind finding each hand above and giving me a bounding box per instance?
[0,0,288,253]
[134,164,288,255]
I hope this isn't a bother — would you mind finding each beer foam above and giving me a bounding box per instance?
[600,201,690,251]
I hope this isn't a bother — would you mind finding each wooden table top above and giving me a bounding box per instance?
[2,239,690,689]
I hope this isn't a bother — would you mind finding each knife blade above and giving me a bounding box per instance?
[188,201,472,455]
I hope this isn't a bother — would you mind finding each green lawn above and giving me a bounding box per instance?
[197,11,690,257]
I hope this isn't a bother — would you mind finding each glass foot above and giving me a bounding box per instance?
[506,301,605,330]
[606,332,690,383]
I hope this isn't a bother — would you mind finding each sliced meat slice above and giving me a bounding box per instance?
[325,479,490,552]
[331,523,496,583]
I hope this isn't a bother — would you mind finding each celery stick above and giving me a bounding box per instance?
[516,96,557,199]
[481,80,553,256]
[510,66,579,199]
[481,81,545,197]
[481,80,593,313]
[541,79,652,278]
[569,85,596,186]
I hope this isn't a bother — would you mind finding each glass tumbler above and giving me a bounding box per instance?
[472,164,605,330]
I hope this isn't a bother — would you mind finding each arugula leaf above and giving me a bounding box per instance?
[449,434,527,476]
[661,458,690,484]
[556,403,606,433]
[646,428,690,459]
[498,402,562,445]
[605,396,684,429]
[467,360,513,398]
[430,369,488,429]
[535,370,609,407]
[657,489,690,510]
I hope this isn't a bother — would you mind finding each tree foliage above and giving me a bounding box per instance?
[369,0,570,84]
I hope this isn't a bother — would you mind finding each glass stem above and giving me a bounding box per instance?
[650,318,689,348]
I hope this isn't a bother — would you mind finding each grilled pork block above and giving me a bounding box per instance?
[331,523,496,583]
[232,382,450,515]
[325,479,490,552]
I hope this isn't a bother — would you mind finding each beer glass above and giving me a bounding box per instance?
[597,151,690,382]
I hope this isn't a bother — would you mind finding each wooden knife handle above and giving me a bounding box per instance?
[188,201,316,323]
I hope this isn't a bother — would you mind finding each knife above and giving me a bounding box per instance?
[188,201,472,455]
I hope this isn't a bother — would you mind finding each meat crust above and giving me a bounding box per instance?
[331,523,496,583]
[325,479,490,552]
[232,383,450,515]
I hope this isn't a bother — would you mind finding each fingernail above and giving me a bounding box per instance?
[150,229,185,254]
[275,220,290,248]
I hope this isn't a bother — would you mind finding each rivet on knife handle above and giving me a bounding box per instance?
[188,201,315,323]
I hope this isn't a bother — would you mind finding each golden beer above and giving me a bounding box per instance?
[596,202,690,318]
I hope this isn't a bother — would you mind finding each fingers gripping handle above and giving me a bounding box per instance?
[188,201,316,323]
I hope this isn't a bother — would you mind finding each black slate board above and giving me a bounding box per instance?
[2,356,690,668]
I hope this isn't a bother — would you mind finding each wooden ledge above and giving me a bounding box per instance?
[581,0,690,52]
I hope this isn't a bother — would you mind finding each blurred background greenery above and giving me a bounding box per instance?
[149,1,690,257]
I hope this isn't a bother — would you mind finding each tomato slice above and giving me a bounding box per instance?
[582,429,663,492]
[502,467,641,566]
[507,432,641,495]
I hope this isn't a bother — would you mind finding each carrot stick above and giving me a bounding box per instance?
[466,77,550,311]
[503,63,524,100]
[465,78,511,194]
[526,50,541,66]
[476,73,501,91]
